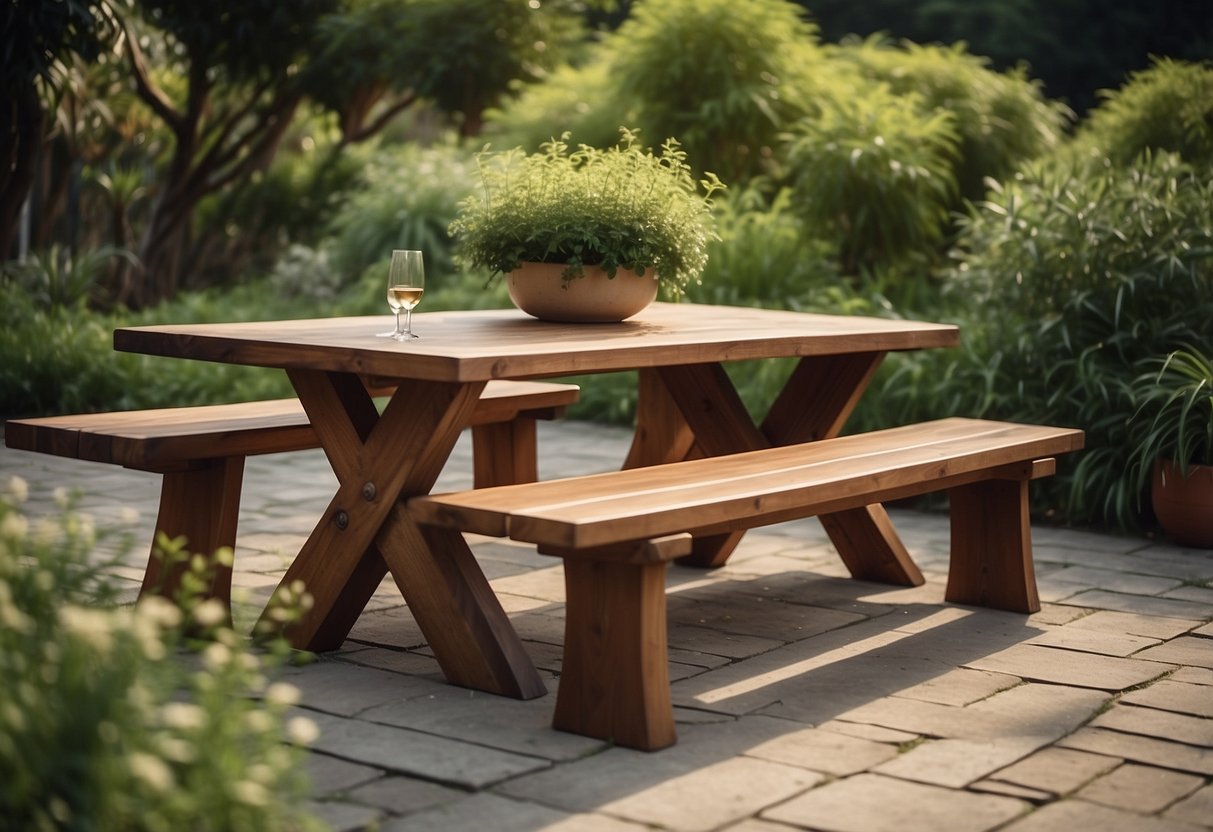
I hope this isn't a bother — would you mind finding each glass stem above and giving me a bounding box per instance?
[404,308,413,335]
[395,310,402,334]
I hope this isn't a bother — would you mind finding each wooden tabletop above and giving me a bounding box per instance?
[114,303,959,382]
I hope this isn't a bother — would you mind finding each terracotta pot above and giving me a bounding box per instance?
[506,262,658,322]
[1151,459,1213,548]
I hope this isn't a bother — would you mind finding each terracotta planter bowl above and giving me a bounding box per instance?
[507,262,658,323]
[1151,459,1213,548]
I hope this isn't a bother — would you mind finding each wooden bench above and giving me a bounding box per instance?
[410,417,1084,751]
[4,379,578,606]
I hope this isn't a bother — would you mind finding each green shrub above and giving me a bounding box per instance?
[1077,58,1213,168]
[831,38,1072,201]
[325,138,479,283]
[482,56,629,152]
[931,151,1213,527]
[687,185,842,308]
[783,83,960,275]
[607,0,822,183]
[0,480,322,831]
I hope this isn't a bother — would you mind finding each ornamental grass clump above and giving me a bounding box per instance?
[449,129,725,295]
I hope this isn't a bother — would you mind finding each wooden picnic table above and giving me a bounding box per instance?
[114,302,959,701]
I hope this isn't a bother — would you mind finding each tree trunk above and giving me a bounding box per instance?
[0,87,45,262]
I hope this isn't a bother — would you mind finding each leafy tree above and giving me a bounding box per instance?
[0,0,121,261]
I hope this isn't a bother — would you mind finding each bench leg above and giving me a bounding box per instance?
[140,457,244,610]
[472,418,538,488]
[946,479,1041,613]
[555,558,676,751]
[820,505,925,587]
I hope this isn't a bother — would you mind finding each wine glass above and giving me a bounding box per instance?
[377,249,424,341]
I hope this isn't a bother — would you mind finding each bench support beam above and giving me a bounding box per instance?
[140,457,244,614]
[555,552,677,751]
[946,478,1040,613]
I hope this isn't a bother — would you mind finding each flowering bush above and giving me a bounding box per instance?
[0,479,322,831]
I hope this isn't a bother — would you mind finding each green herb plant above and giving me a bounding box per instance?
[449,128,725,295]
[1128,347,1213,493]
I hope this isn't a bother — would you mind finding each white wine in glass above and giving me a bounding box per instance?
[378,249,424,340]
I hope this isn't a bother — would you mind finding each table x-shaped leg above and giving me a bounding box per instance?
[627,356,925,586]
[256,368,546,700]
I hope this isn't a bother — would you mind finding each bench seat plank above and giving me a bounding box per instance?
[411,418,1085,550]
[5,380,579,472]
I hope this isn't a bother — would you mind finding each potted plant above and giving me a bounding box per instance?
[1129,347,1213,547]
[448,128,725,322]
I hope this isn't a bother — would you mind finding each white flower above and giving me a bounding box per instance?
[119,507,140,524]
[52,487,69,507]
[191,598,228,629]
[128,751,174,792]
[286,716,320,746]
[160,702,207,731]
[7,476,28,503]
[231,780,268,807]
[0,512,28,541]
[264,682,301,707]
[136,595,184,630]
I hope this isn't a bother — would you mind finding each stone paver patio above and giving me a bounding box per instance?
[5,419,1212,831]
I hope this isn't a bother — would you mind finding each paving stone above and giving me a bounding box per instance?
[1163,782,1213,827]
[969,779,1055,803]
[1075,763,1204,813]
[1170,666,1213,686]
[358,681,602,762]
[725,572,901,617]
[1066,610,1201,640]
[1058,727,1213,776]
[345,607,428,651]
[817,720,920,745]
[1044,565,1184,596]
[302,710,550,789]
[667,591,867,642]
[987,747,1121,796]
[497,718,820,830]
[674,617,972,721]
[718,820,806,832]
[745,724,900,775]
[1162,585,1213,604]
[964,644,1171,690]
[305,752,384,796]
[1120,679,1213,719]
[305,799,383,832]
[762,772,1028,832]
[1135,636,1213,668]
[831,683,1106,745]
[378,793,606,832]
[281,658,442,717]
[1029,604,1094,626]
[999,798,1206,832]
[1026,625,1161,657]
[337,646,446,679]
[667,622,787,660]
[1060,590,1213,621]
[873,737,1040,788]
[894,667,1021,706]
[343,775,479,816]
[1090,704,1213,747]
[488,564,567,603]
[1195,620,1213,635]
